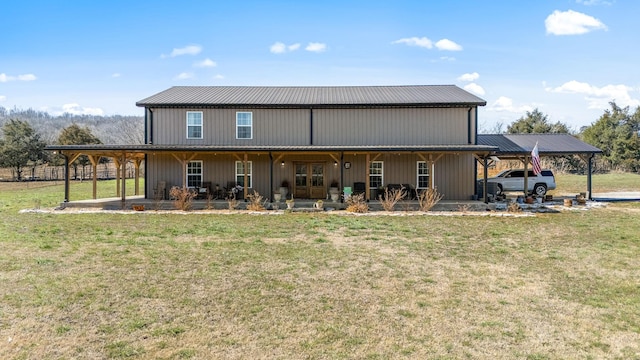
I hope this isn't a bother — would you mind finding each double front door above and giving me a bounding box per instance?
[294,162,325,199]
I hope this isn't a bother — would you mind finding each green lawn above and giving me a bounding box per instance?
[0,176,639,359]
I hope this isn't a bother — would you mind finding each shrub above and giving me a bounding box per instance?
[346,193,368,213]
[379,186,406,211]
[169,186,195,211]
[417,187,443,212]
[246,191,266,211]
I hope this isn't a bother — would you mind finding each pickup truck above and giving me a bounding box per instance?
[485,169,556,196]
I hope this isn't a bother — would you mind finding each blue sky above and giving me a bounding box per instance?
[1,0,638,132]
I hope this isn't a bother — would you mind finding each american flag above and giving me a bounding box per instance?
[531,142,542,175]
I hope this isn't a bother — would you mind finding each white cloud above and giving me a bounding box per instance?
[270,42,301,54]
[270,42,287,54]
[111,73,121,78]
[0,73,37,82]
[162,44,202,58]
[288,43,301,51]
[435,39,463,51]
[194,58,217,68]
[487,96,533,113]
[576,0,613,5]
[393,37,462,51]
[213,74,224,80]
[458,72,480,82]
[0,95,6,101]
[464,83,485,96]
[546,80,640,109]
[438,56,456,62]
[392,37,433,49]
[545,10,607,35]
[174,72,194,80]
[61,103,104,116]
[305,42,327,53]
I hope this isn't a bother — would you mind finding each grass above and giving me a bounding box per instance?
[0,175,639,359]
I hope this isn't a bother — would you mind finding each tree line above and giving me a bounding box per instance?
[483,102,640,174]
[0,106,143,180]
[0,102,638,180]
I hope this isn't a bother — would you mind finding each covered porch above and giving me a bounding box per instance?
[46,144,498,208]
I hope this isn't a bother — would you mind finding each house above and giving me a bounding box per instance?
[134,85,496,201]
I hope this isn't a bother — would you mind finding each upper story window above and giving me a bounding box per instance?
[187,111,203,139]
[369,161,383,189]
[236,112,253,139]
[417,161,430,189]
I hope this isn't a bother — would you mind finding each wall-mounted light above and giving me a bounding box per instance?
[281,161,285,167]
[334,161,338,166]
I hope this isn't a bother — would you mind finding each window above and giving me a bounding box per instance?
[417,161,430,189]
[236,112,253,139]
[235,161,252,188]
[187,161,203,187]
[187,111,203,139]
[369,161,383,189]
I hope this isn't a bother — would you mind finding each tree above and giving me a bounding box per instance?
[581,102,640,172]
[58,124,103,179]
[507,108,570,134]
[0,119,48,180]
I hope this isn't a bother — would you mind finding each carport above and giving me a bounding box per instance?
[477,134,603,201]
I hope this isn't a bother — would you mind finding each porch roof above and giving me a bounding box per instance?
[46,143,498,154]
[477,134,602,156]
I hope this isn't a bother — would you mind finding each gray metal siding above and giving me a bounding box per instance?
[152,108,310,146]
[151,107,471,147]
[146,152,475,200]
[314,108,469,146]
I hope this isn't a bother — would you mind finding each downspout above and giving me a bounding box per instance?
[144,108,149,199]
[310,108,314,145]
[467,107,472,144]
[148,108,154,144]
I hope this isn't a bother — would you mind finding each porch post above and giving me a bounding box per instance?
[88,155,100,199]
[269,153,274,200]
[114,156,121,197]
[523,156,529,197]
[243,153,248,200]
[64,154,70,203]
[429,154,435,189]
[483,156,489,203]
[365,153,370,200]
[134,159,141,195]
[121,152,127,209]
[587,154,594,200]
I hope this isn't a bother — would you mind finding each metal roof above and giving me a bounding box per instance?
[477,134,602,155]
[136,85,487,108]
[46,144,497,153]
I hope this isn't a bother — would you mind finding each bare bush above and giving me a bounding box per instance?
[379,186,406,211]
[417,187,444,212]
[346,193,368,213]
[227,195,239,210]
[169,186,195,211]
[246,191,266,211]
[507,202,522,213]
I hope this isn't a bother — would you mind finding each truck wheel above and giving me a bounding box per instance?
[495,184,503,196]
[534,184,547,196]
